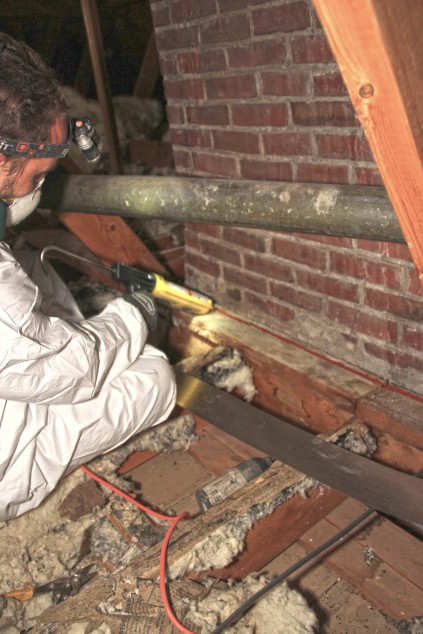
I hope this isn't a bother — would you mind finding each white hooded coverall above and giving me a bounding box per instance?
[0,243,176,521]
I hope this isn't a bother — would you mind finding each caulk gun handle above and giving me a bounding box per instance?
[111,263,156,294]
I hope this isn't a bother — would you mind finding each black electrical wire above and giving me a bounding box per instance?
[211,466,423,634]
[210,506,375,634]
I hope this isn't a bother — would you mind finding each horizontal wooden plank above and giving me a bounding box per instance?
[326,498,423,590]
[299,499,423,621]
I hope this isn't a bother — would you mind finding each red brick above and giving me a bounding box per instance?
[160,55,178,75]
[316,134,374,162]
[295,234,353,248]
[226,287,242,302]
[292,35,334,64]
[313,72,348,97]
[263,132,312,156]
[363,343,423,372]
[355,167,383,186]
[213,129,260,154]
[403,325,423,349]
[205,74,257,99]
[292,101,357,127]
[297,163,349,185]
[354,240,384,255]
[186,222,222,239]
[408,267,423,296]
[171,127,212,148]
[240,159,293,181]
[156,25,199,51]
[177,49,226,74]
[223,265,264,293]
[166,104,185,125]
[271,281,323,312]
[296,270,359,302]
[173,149,191,170]
[228,41,287,69]
[266,299,296,322]
[243,290,270,312]
[271,236,327,270]
[192,151,239,177]
[185,251,220,277]
[164,77,205,101]
[382,243,412,261]
[355,241,411,261]
[365,288,423,321]
[200,14,250,44]
[328,301,398,343]
[262,71,309,97]
[201,238,241,265]
[184,228,201,250]
[218,0,249,10]
[170,0,217,23]
[186,105,229,126]
[222,228,266,252]
[329,252,403,290]
[232,103,289,127]
[150,4,170,27]
[244,254,293,281]
[252,2,310,35]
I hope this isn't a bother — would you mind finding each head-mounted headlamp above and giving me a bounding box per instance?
[0,117,103,163]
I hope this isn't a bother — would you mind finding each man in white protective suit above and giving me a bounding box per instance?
[0,33,176,521]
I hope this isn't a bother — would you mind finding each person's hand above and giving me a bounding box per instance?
[124,290,157,331]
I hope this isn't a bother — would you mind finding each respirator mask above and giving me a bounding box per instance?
[6,179,44,227]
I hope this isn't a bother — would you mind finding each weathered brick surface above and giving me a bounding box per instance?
[152,0,423,395]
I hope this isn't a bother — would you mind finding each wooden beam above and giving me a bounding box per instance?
[311,0,423,280]
[80,0,123,174]
[133,31,161,99]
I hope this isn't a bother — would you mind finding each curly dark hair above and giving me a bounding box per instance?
[0,32,68,145]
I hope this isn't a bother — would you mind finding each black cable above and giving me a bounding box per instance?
[211,467,423,634]
[210,506,375,634]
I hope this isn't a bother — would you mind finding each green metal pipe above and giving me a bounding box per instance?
[41,174,405,243]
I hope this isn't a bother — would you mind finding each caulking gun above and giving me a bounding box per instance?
[40,245,214,315]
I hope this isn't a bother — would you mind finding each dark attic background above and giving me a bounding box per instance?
[2,0,423,398]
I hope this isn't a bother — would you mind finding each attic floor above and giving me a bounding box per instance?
[2,408,421,633]
[116,414,421,633]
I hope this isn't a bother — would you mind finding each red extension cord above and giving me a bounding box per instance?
[80,465,196,634]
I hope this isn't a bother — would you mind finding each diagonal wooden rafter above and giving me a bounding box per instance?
[312,0,423,282]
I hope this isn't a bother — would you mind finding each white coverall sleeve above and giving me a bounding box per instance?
[0,247,150,405]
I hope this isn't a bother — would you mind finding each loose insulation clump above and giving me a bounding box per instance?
[183,575,318,633]
[177,346,258,402]
[168,475,316,580]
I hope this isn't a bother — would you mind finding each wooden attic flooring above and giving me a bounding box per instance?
[117,412,423,633]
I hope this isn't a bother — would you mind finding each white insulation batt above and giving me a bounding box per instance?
[183,575,318,633]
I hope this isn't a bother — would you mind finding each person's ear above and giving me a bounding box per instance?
[0,153,8,168]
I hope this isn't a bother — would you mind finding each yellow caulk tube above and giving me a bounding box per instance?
[151,273,213,314]
[111,262,213,315]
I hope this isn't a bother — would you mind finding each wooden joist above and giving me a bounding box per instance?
[167,310,423,474]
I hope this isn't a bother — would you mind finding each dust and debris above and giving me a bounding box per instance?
[364,546,375,566]
[398,616,423,634]
[177,347,258,402]
[183,575,318,633]
[0,414,196,632]
[335,425,377,457]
